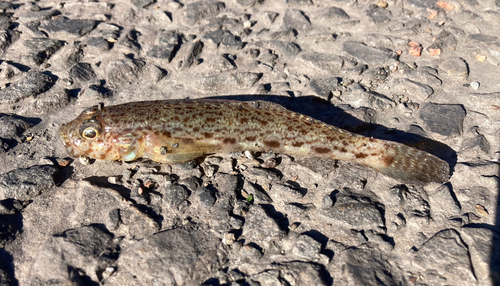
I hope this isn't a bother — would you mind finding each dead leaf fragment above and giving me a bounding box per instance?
[475,204,489,216]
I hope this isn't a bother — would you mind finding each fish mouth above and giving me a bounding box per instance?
[58,122,82,158]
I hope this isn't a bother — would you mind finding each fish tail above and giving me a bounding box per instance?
[372,142,450,184]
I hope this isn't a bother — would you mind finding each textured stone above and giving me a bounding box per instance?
[107,58,145,87]
[322,6,350,21]
[203,30,243,49]
[131,0,154,8]
[147,30,180,61]
[413,229,475,282]
[0,71,54,104]
[419,103,466,136]
[242,204,285,244]
[163,183,189,208]
[23,38,65,65]
[439,57,469,80]
[320,193,384,229]
[119,228,222,285]
[310,77,340,98]
[343,41,398,67]
[366,4,391,23]
[29,225,118,285]
[69,62,96,82]
[39,17,97,37]
[197,186,217,207]
[298,52,344,71]
[0,165,60,200]
[389,185,430,218]
[0,114,31,140]
[181,1,226,26]
[282,9,311,31]
[196,72,262,92]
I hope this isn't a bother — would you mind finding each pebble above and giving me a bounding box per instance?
[342,41,398,67]
[419,103,466,136]
[0,71,53,104]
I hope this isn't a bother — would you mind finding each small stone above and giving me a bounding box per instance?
[342,41,398,67]
[413,229,475,282]
[131,0,154,8]
[469,81,480,90]
[180,40,204,69]
[118,29,141,52]
[292,234,322,258]
[197,187,216,207]
[0,165,60,200]
[181,1,226,26]
[298,52,344,71]
[39,17,97,37]
[320,193,384,229]
[322,6,350,21]
[203,30,243,49]
[419,103,466,136]
[235,0,260,8]
[366,4,392,23]
[439,57,469,80]
[0,71,54,104]
[107,58,145,87]
[475,54,486,62]
[282,9,311,31]
[86,37,110,50]
[310,77,340,98]
[196,72,262,92]
[164,184,189,208]
[69,63,96,82]
[0,114,31,140]
[23,38,65,65]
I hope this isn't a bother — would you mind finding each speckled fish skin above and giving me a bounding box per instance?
[59,99,450,183]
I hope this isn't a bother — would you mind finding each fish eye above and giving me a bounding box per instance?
[79,119,102,140]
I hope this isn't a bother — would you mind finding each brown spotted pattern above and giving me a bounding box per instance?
[59,99,450,183]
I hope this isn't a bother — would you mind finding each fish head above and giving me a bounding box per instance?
[59,104,118,160]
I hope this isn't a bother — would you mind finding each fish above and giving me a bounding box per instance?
[59,99,450,184]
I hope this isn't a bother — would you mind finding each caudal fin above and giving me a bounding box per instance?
[376,143,450,184]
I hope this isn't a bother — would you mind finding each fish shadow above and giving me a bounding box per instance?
[207,94,457,173]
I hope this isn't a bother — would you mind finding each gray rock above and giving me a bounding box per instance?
[86,37,110,50]
[439,57,469,80]
[107,58,145,87]
[118,29,141,52]
[39,17,97,37]
[468,33,498,43]
[131,0,154,8]
[419,103,466,136]
[396,65,442,86]
[428,184,461,217]
[203,30,243,50]
[0,29,16,56]
[390,185,430,218]
[343,41,398,67]
[197,186,217,207]
[406,0,439,8]
[196,72,262,92]
[320,193,385,229]
[242,204,285,243]
[0,165,59,200]
[244,180,272,203]
[0,71,53,104]
[259,41,301,57]
[180,40,204,69]
[23,38,65,65]
[29,225,118,285]
[78,83,111,101]
[119,228,223,285]
[235,0,260,8]
[342,247,402,286]
[413,229,476,282]
[211,54,237,71]
[397,78,434,100]
[461,226,500,283]
[310,77,340,98]
[272,183,304,198]
[252,262,330,285]
[119,205,160,240]
[18,88,70,115]
[69,62,96,82]
[164,183,189,208]
[0,114,31,140]
[286,0,313,4]
[282,9,311,31]
[292,234,322,258]
[147,30,180,61]
[181,1,226,26]
[366,4,391,23]
[18,9,60,23]
[323,6,350,21]
[298,52,344,72]
[212,173,238,193]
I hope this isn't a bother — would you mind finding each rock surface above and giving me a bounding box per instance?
[0,0,499,285]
